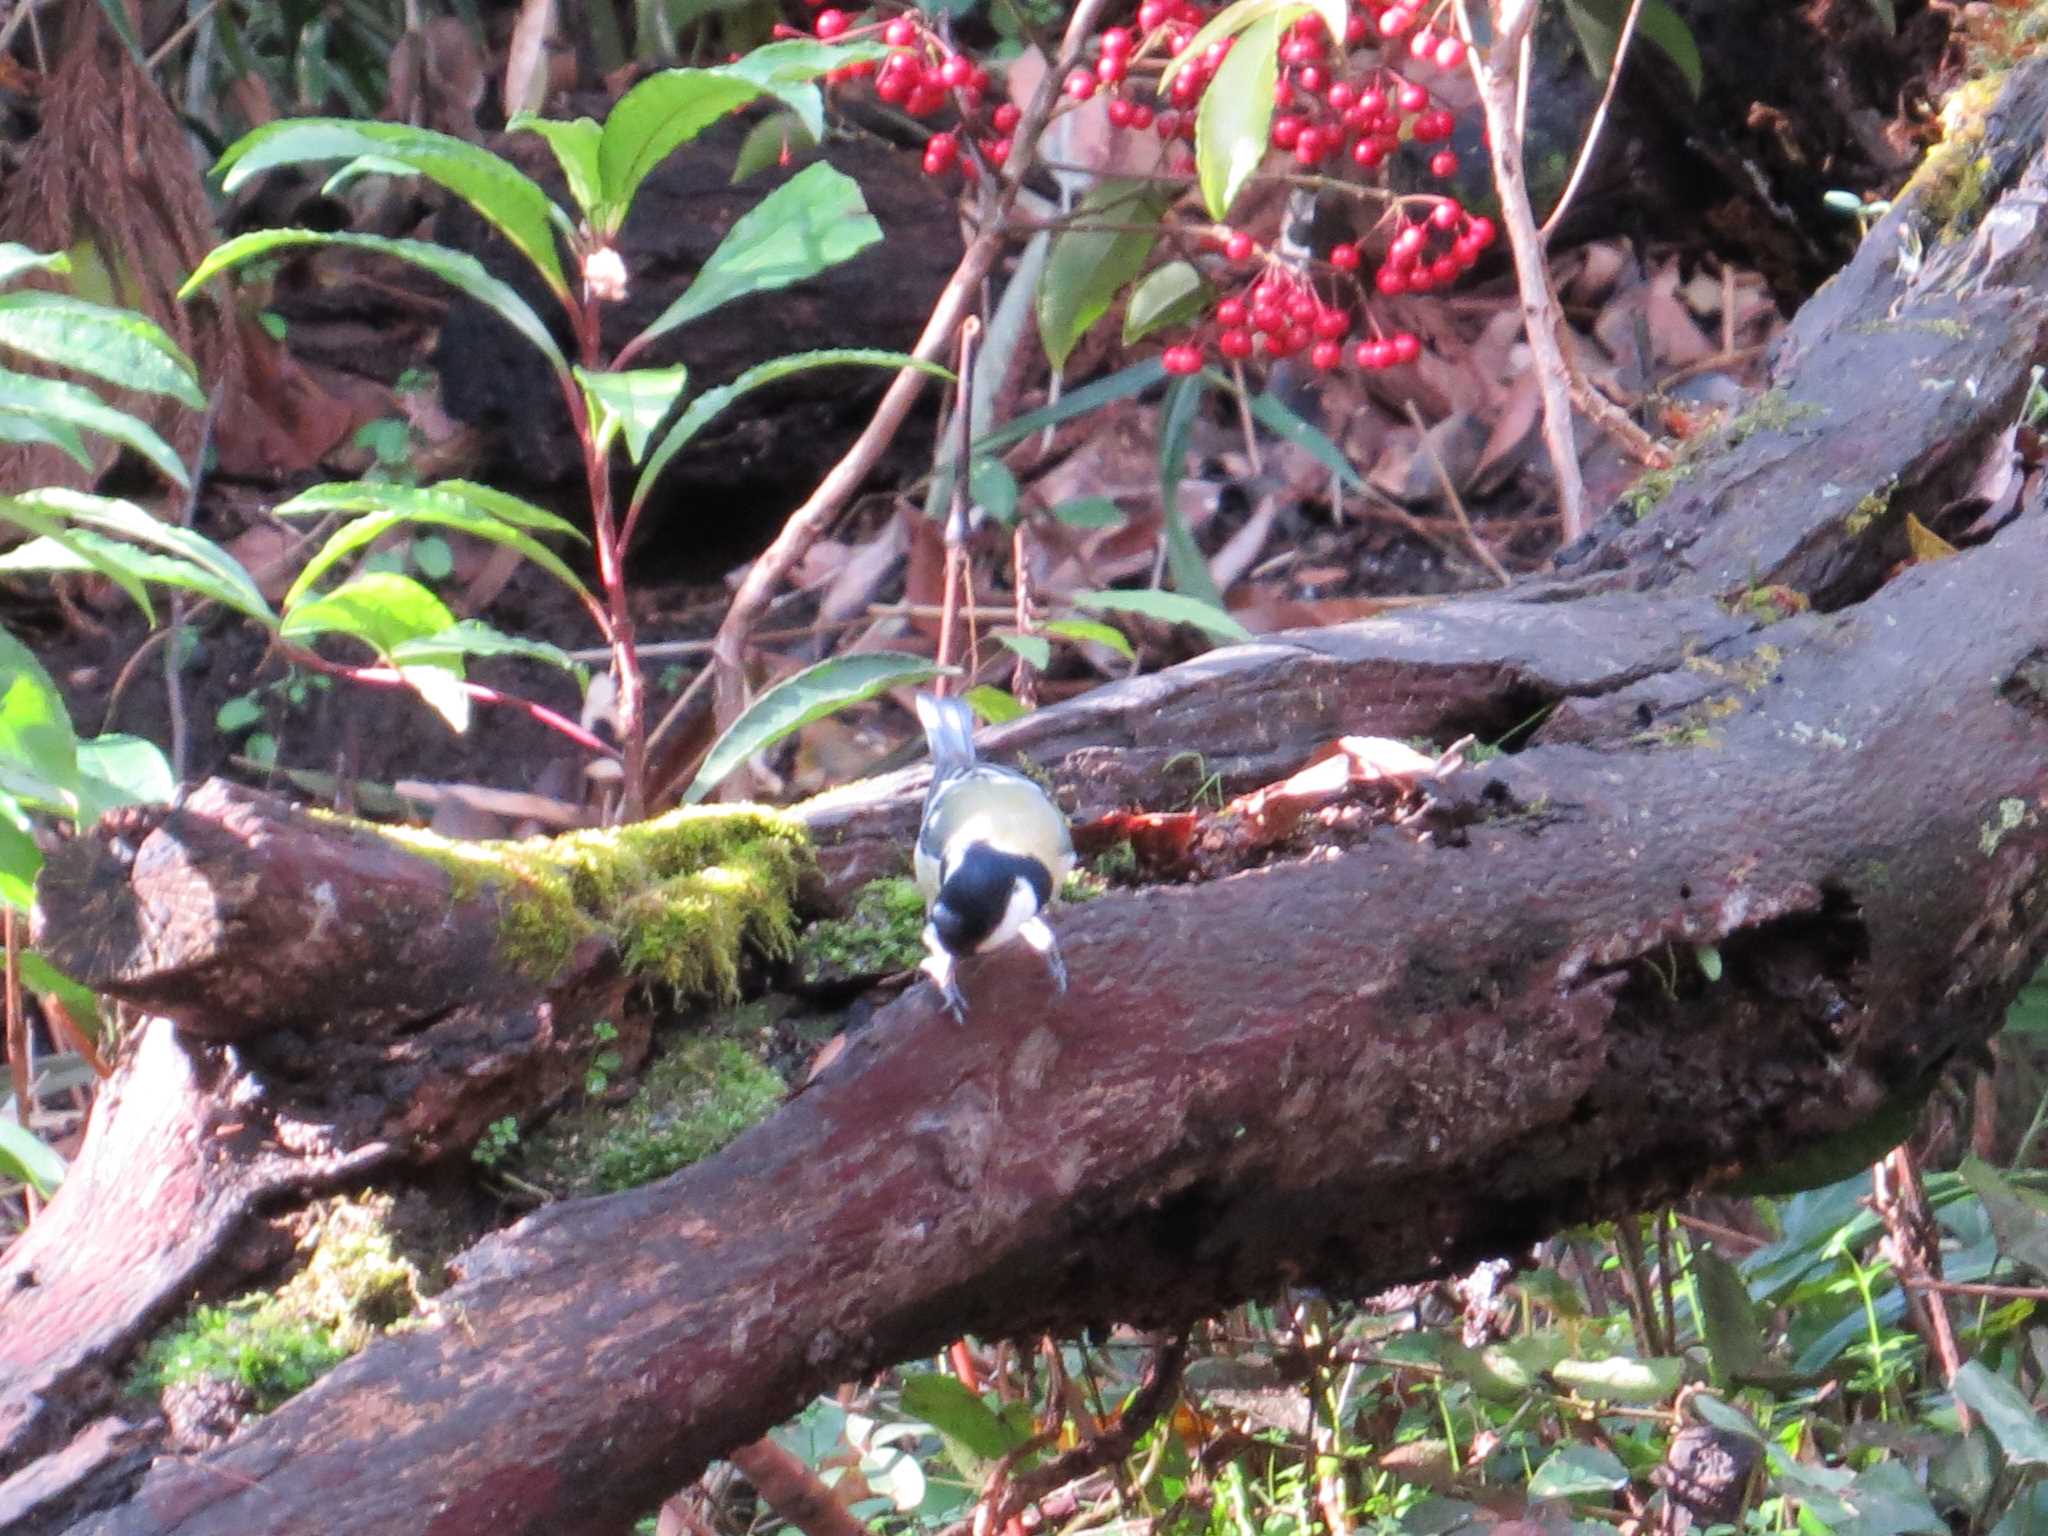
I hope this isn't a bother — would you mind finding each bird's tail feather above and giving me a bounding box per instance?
[915,692,978,779]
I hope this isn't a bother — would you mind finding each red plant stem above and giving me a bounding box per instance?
[283,643,621,761]
[707,0,1117,734]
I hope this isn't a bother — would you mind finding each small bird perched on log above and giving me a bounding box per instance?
[913,693,1075,1020]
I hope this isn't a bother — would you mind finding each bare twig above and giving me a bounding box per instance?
[3,910,32,1222]
[708,0,1118,732]
[1402,400,1511,585]
[1538,0,1645,244]
[989,1335,1190,1526]
[937,318,983,697]
[728,1439,873,1536]
[1874,1146,1970,1427]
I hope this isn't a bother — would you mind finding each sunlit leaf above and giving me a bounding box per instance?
[0,372,188,487]
[213,119,570,298]
[1044,617,1135,659]
[0,410,91,468]
[0,292,205,407]
[964,686,1026,724]
[1196,9,1288,220]
[0,489,276,626]
[899,1372,1017,1463]
[0,791,40,910]
[1123,260,1210,344]
[281,571,458,660]
[0,1119,65,1198]
[600,69,771,220]
[1047,496,1126,530]
[0,245,71,286]
[993,631,1051,670]
[731,111,820,184]
[508,113,606,223]
[684,651,942,803]
[969,458,1018,523]
[182,231,568,380]
[1526,1445,1629,1500]
[631,163,881,349]
[576,363,689,463]
[1246,388,1363,488]
[75,733,174,823]
[1037,180,1171,370]
[1074,588,1251,644]
[1959,1154,2048,1282]
[399,661,473,733]
[1549,1355,1686,1405]
[390,621,579,673]
[0,629,77,809]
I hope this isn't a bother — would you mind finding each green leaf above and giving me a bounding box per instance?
[1692,1243,1767,1382]
[993,631,1051,670]
[0,791,41,911]
[1123,261,1210,344]
[975,357,1167,456]
[0,372,189,487]
[1044,617,1135,659]
[281,571,458,660]
[0,489,277,626]
[213,120,570,299]
[0,292,205,407]
[600,69,772,221]
[507,113,606,223]
[1047,496,1126,530]
[0,1119,65,1198]
[631,163,881,350]
[1563,0,1702,99]
[75,733,174,823]
[427,480,587,537]
[182,231,568,381]
[1549,1356,1686,1405]
[1688,1392,1766,1443]
[1526,1445,1629,1501]
[683,651,942,804]
[1074,589,1251,644]
[389,621,579,673]
[1037,180,1171,370]
[217,696,264,733]
[970,458,1018,523]
[1953,1361,2048,1468]
[730,111,821,184]
[274,481,593,610]
[1162,0,1326,89]
[576,363,689,464]
[0,629,78,810]
[410,535,455,580]
[0,409,91,468]
[964,686,1026,724]
[398,661,472,733]
[1959,1153,2048,1283]
[1196,9,1288,220]
[1158,372,1222,606]
[899,1373,1017,1462]
[632,349,940,516]
[0,245,71,286]
[720,40,879,138]
[1245,389,1363,488]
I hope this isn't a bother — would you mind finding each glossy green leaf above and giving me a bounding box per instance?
[0,245,70,286]
[1037,180,1172,370]
[1549,1355,1685,1405]
[576,364,689,463]
[0,1119,65,1198]
[684,651,942,804]
[0,410,91,468]
[969,458,1018,523]
[1953,1362,2048,1467]
[964,685,1026,724]
[900,1373,1017,1462]
[1526,1445,1629,1500]
[1196,9,1287,220]
[428,480,587,536]
[1563,0,1703,99]
[731,111,820,183]
[390,621,579,673]
[1047,496,1126,530]
[75,733,174,823]
[0,372,188,487]
[213,119,570,299]
[993,631,1051,669]
[1162,0,1326,89]
[974,357,1168,457]
[1123,260,1210,344]
[632,163,880,349]
[0,630,77,809]
[599,70,771,219]
[1688,1391,1765,1443]
[1044,617,1135,659]
[0,489,276,625]
[281,571,458,660]
[183,231,568,380]
[0,791,40,910]
[1074,588,1251,644]
[1246,387,1364,488]
[508,113,606,223]
[275,482,592,609]
[1157,372,1221,606]
[632,349,939,515]
[1692,1243,1767,1381]
[0,292,204,407]
[721,40,881,138]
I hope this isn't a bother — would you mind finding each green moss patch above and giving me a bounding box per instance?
[795,877,926,987]
[379,805,811,1001]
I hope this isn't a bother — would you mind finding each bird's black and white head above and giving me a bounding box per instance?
[929,844,1055,959]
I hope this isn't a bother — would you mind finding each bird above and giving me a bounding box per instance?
[912,692,1075,1020]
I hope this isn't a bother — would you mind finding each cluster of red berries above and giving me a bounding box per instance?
[809,0,1499,376]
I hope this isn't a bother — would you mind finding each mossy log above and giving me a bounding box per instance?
[8,50,2048,1536]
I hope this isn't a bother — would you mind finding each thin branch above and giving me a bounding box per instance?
[1539,0,1645,244]
[708,0,1118,733]
[989,1334,1190,1526]
[1402,400,1510,585]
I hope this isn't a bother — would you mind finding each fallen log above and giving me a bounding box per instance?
[6,48,2048,1536]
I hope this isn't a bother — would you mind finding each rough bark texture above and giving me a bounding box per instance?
[7,50,2048,1536]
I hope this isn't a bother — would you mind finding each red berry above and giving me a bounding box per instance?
[1155,109,1182,137]
[985,137,1011,165]
[1163,342,1204,375]
[1218,326,1255,359]
[1311,339,1342,370]
[1353,340,1379,369]
[1468,215,1496,246]
[1352,138,1386,167]
[1216,296,1248,327]
[1327,81,1354,110]
[1250,301,1285,333]
[1359,86,1387,116]
[1397,80,1428,112]
[1097,54,1128,83]
[814,8,849,38]
[1107,96,1136,126]
[1313,308,1350,339]
[1297,64,1325,93]
[1271,114,1304,149]
[1065,69,1097,99]
[937,54,971,86]
[1409,27,1438,59]
[1431,200,1461,229]
[906,85,945,115]
[1375,266,1408,295]
[1392,225,1424,260]
[1225,230,1256,262]
[1330,242,1360,270]
[884,15,916,44]
[1431,149,1458,177]
[1287,291,1319,322]
[1430,254,1459,284]
[1346,11,1369,42]
[1389,332,1420,363]
[1139,0,1168,28]
[1101,25,1134,54]
[1293,126,1325,163]
[992,102,1021,133]
[1380,6,1414,35]
[1129,103,1155,129]
[1434,35,1466,68]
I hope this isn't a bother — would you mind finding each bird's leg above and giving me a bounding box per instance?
[920,927,970,1022]
[1019,915,1067,992]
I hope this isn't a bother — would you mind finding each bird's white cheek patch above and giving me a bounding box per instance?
[981,878,1042,952]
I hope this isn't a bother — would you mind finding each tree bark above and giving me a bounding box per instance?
[7,50,2048,1536]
